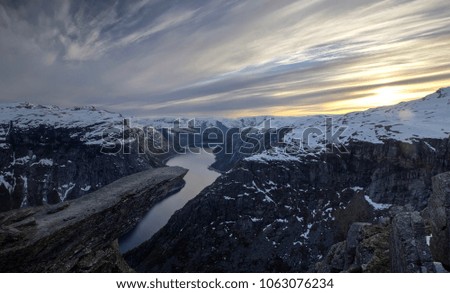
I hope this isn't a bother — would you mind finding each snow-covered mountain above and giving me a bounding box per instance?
[135,115,277,130]
[141,87,450,143]
[244,87,450,162]
[0,103,163,212]
[0,103,126,148]
[134,88,450,164]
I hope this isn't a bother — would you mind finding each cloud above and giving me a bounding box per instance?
[0,0,450,117]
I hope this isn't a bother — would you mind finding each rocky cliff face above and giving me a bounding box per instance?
[0,166,187,272]
[125,137,450,272]
[427,172,450,270]
[390,210,435,272]
[314,222,391,273]
[314,208,437,273]
[0,103,166,212]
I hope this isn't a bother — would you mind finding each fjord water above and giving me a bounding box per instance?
[119,149,220,253]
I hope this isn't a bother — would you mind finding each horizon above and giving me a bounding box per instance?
[1,1,450,118]
[1,86,448,120]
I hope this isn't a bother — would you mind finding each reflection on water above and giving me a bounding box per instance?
[119,149,219,253]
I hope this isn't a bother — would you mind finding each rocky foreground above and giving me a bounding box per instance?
[315,172,450,273]
[0,166,187,272]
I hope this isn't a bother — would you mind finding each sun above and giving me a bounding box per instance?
[372,87,402,105]
[347,86,406,109]
[319,86,406,114]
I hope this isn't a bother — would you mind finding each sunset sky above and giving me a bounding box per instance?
[1,0,450,117]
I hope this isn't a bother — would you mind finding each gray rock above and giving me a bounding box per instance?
[0,124,166,212]
[315,223,390,273]
[390,211,435,272]
[428,172,450,270]
[0,166,187,272]
[314,241,347,273]
[344,222,371,269]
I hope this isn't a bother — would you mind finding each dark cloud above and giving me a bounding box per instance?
[0,0,450,117]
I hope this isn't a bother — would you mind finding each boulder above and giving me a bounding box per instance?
[390,211,435,272]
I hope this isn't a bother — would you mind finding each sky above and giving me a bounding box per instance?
[1,0,450,118]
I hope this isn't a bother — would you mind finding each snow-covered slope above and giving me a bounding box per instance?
[134,117,233,130]
[245,87,450,161]
[0,103,124,147]
[138,87,449,145]
[0,103,162,212]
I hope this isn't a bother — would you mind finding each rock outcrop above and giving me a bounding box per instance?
[428,172,450,270]
[315,182,450,274]
[314,210,437,273]
[390,211,435,272]
[0,166,187,272]
[314,222,390,273]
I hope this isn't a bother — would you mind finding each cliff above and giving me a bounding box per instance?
[124,139,450,272]
[0,166,187,272]
[0,103,167,212]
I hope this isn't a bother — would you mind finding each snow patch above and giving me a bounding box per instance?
[81,185,91,192]
[61,183,76,201]
[301,223,313,239]
[263,195,275,204]
[20,176,29,208]
[349,186,364,192]
[31,158,54,167]
[0,175,14,194]
[424,142,436,152]
[364,195,392,210]
[245,147,299,163]
[426,235,432,246]
[15,156,31,165]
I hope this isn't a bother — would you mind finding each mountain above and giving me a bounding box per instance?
[247,87,450,156]
[0,103,165,212]
[142,87,450,145]
[125,88,450,273]
[137,88,450,171]
[1,88,450,273]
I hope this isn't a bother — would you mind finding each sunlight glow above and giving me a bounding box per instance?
[314,86,424,114]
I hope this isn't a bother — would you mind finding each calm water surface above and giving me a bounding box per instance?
[119,149,219,253]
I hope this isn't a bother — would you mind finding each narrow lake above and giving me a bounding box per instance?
[119,149,220,253]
